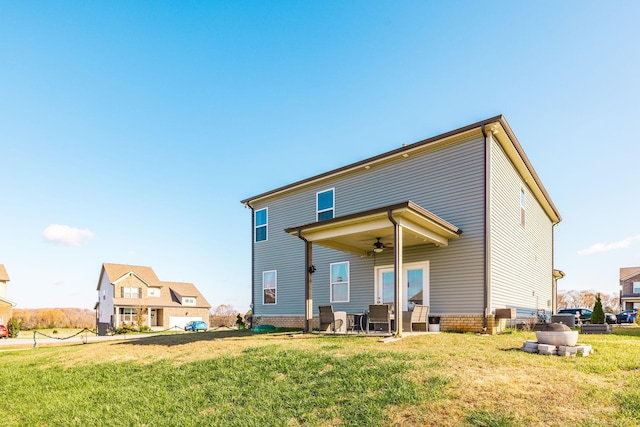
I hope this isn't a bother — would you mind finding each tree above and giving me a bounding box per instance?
[7,317,20,338]
[209,304,239,328]
[590,293,606,324]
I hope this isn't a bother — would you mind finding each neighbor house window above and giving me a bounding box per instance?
[121,308,135,323]
[148,288,160,297]
[122,287,140,298]
[330,261,349,303]
[182,297,196,305]
[520,188,526,227]
[263,270,277,304]
[317,188,335,221]
[255,208,268,242]
[633,282,640,293]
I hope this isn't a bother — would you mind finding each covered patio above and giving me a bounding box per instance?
[285,201,462,336]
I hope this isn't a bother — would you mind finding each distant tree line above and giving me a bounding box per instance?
[557,290,620,313]
[12,308,95,330]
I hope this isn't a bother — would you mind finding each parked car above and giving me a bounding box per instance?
[605,313,617,324]
[184,320,208,332]
[616,309,638,324]
[0,325,8,338]
[557,308,592,324]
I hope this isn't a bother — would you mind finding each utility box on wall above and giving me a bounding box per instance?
[495,308,516,319]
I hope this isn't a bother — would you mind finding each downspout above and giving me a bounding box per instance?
[481,124,490,333]
[295,229,313,333]
[245,202,256,329]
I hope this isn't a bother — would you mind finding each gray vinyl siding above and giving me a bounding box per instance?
[251,134,487,317]
[489,137,554,317]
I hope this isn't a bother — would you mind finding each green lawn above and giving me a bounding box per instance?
[2,327,640,426]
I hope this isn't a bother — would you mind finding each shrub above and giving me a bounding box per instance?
[7,317,20,338]
[591,293,606,324]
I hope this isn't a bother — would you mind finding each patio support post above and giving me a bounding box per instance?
[393,221,403,336]
[304,239,313,333]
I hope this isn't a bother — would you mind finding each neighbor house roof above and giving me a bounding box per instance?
[620,267,640,281]
[0,264,9,282]
[241,115,561,224]
[99,263,211,309]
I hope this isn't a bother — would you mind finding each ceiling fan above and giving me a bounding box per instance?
[373,237,385,253]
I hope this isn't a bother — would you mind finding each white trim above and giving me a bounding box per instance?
[254,207,268,243]
[374,261,429,311]
[262,270,277,305]
[112,271,153,288]
[329,261,350,303]
[316,188,335,221]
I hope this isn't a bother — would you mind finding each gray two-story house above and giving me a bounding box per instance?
[241,115,562,334]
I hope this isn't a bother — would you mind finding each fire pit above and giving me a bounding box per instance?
[535,323,578,347]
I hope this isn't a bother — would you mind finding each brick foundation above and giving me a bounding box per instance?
[253,313,502,334]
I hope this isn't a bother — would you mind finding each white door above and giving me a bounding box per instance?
[375,261,429,311]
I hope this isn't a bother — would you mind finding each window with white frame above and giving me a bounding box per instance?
[330,261,349,303]
[633,282,640,293]
[263,270,277,304]
[255,208,267,242]
[520,188,526,227]
[120,308,135,323]
[148,288,160,297]
[122,287,140,298]
[317,188,335,221]
[182,297,196,305]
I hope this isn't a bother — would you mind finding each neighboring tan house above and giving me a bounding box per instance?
[0,264,16,326]
[241,115,562,334]
[95,263,211,335]
[619,267,640,310]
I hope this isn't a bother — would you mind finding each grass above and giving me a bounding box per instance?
[2,327,640,426]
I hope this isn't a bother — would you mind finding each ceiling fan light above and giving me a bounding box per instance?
[373,238,384,253]
[373,247,383,253]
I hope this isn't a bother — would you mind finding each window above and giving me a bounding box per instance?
[317,188,334,221]
[255,208,267,242]
[148,288,160,297]
[120,308,135,323]
[123,287,140,298]
[182,297,196,305]
[330,261,349,303]
[520,188,526,227]
[633,282,640,293]
[263,270,277,304]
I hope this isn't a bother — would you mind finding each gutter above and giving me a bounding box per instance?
[481,124,490,333]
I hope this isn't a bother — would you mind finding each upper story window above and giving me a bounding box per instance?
[263,270,277,305]
[255,208,267,242]
[122,287,140,298]
[148,288,161,297]
[317,188,335,221]
[182,297,196,305]
[330,261,349,303]
[520,188,526,227]
[633,282,640,293]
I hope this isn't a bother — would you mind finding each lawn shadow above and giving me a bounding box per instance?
[115,328,304,347]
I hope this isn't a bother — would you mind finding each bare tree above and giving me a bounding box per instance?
[209,304,239,328]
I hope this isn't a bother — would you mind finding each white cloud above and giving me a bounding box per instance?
[577,235,640,255]
[42,224,94,247]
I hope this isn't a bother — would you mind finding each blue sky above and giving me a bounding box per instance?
[1,1,639,312]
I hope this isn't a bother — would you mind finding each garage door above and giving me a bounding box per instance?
[169,316,204,329]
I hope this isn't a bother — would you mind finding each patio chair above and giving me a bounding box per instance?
[367,304,391,334]
[318,305,346,333]
[409,305,429,332]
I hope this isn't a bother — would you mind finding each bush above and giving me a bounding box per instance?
[116,324,137,334]
[591,293,606,324]
[7,317,20,338]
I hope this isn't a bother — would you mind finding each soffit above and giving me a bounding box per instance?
[285,201,461,256]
